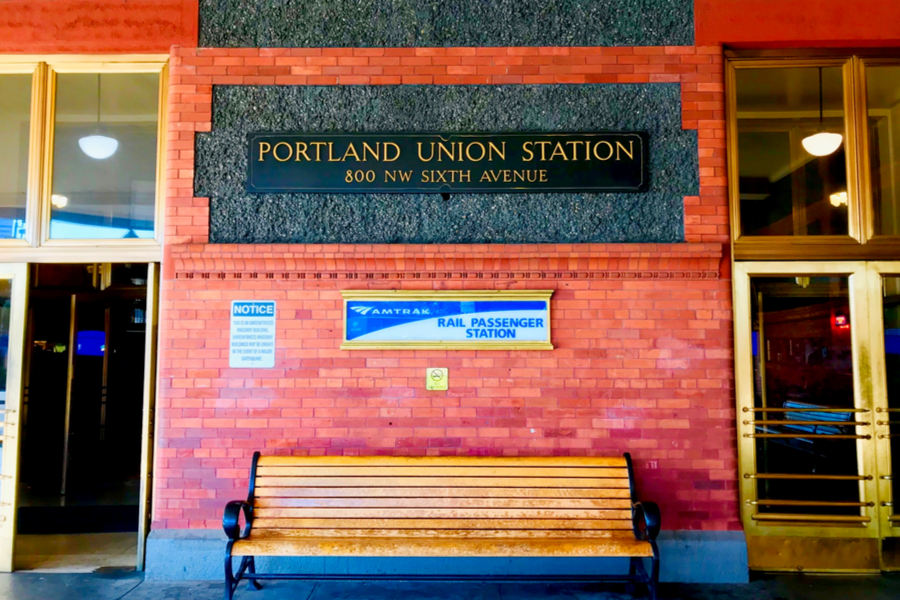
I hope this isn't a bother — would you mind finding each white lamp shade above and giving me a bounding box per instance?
[78,135,119,160]
[801,132,843,157]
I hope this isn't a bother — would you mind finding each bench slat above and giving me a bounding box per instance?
[244,528,638,539]
[250,518,633,530]
[252,487,632,499]
[225,454,657,581]
[253,477,631,489]
[254,498,632,509]
[255,466,630,478]
[253,508,633,520]
[256,456,628,468]
[231,537,653,558]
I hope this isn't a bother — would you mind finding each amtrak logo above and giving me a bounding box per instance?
[350,306,431,317]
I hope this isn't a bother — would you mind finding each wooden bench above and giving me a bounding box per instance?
[223,453,661,600]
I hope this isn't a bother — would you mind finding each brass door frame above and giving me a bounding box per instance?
[734,262,878,542]
[136,263,159,570]
[59,295,76,498]
[0,264,30,572]
[0,262,159,571]
[866,262,900,546]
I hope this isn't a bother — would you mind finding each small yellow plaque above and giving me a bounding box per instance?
[426,368,449,391]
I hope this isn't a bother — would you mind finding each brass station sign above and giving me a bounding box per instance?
[247,132,649,194]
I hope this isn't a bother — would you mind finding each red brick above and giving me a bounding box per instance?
[157,45,737,534]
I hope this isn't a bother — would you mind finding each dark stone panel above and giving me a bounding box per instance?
[199,0,694,48]
[197,85,697,244]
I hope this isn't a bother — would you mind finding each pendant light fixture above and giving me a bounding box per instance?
[801,67,843,157]
[78,74,119,160]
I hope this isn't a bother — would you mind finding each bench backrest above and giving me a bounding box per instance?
[247,454,636,539]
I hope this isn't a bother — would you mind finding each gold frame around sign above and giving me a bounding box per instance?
[249,132,647,194]
[340,290,554,351]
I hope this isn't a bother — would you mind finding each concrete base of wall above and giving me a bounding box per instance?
[145,530,748,584]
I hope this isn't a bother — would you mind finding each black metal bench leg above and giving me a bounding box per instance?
[625,558,638,594]
[248,557,263,590]
[225,553,236,600]
[649,542,660,600]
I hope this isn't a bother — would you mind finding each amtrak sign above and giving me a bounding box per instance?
[341,290,553,350]
[350,305,432,317]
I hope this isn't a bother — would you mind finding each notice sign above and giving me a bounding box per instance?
[229,301,276,368]
[247,132,648,194]
[341,291,553,351]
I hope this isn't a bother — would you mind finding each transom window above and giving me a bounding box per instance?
[0,58,166,259]
[728,52,900,260]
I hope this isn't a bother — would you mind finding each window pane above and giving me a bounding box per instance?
[866,66,900,236]
[0,75,32,240]
[50,73,159,240]
[750,276,860,515]
[0,279,10,500]
[0,279,11,404]
[883,277,900,513]
[736,67,849,237]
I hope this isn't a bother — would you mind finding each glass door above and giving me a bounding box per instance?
[0,264,29,572]
[734,262,881,572]
[13,263,157,571]
[868,263,900,569]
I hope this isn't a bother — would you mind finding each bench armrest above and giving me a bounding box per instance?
[632,501,661,542]
[223,500,253,541]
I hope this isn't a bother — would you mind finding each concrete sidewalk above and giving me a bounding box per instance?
[0,572,899,600]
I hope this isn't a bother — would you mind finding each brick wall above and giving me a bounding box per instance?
[696,0,900,47]
[0,0,198,53]
[155,45,738,532]
[167,46,727,246]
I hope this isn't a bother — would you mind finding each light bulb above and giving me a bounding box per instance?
[50,194,68,208]
[78,135,119,160]
[801,132,843,157]
[829,191,848,208]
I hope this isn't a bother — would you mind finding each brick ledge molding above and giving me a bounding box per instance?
[174,270,720,280]
[167,242,725,280]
